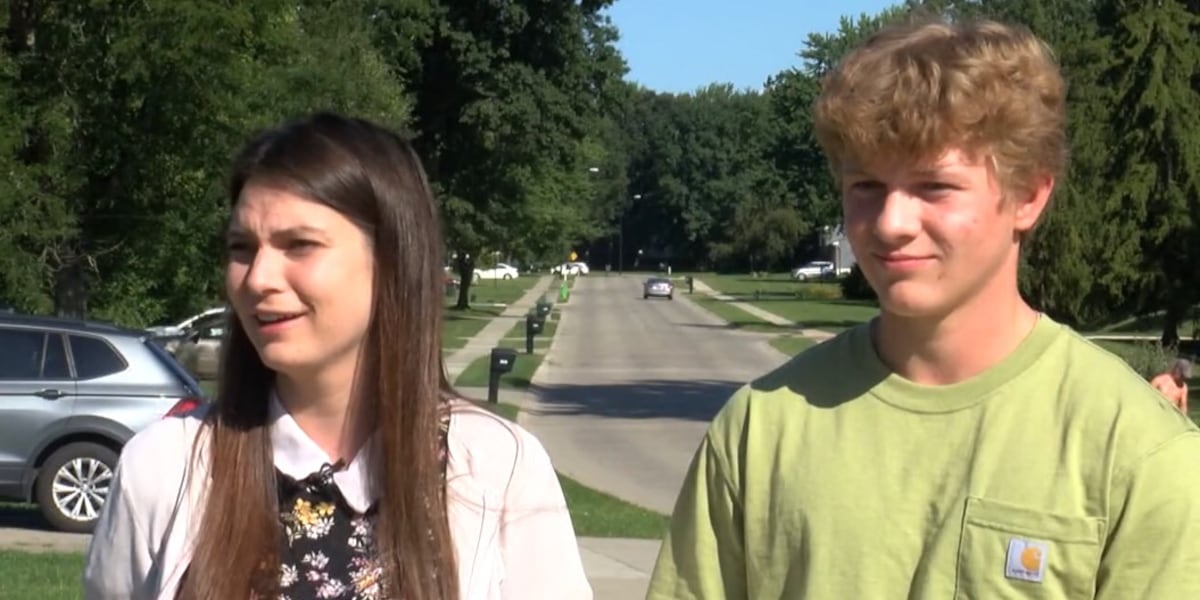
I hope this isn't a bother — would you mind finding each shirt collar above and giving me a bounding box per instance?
[268,393,376,513]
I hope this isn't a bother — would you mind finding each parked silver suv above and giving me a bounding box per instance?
[0,313,205,533]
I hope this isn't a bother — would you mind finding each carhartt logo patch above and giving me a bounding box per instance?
[1005,538,1048,583]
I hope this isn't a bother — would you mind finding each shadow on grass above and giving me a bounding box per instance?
[683,319,862,333]
[527,379,743,422]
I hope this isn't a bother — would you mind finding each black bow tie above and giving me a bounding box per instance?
[278,459,348,497]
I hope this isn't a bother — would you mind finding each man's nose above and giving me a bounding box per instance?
[872,190,922,246]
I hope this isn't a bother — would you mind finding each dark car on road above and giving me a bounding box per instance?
[0,313,205,533]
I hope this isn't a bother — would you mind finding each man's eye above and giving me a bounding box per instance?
[920,182,958,192]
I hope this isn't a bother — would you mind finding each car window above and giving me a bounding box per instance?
[0,328,47,380]
[192,313,226,332]
[69,335,128,380]
[199,325,225,340]
[43,333,70,379]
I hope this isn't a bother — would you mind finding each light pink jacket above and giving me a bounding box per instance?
[82,400,592,599]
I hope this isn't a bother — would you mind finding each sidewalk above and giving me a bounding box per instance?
[444,276,554,379]
[693,278,834,341]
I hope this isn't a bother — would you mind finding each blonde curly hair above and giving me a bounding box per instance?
[813,17,1067,203]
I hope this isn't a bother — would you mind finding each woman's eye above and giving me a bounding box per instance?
[288,239,320,252]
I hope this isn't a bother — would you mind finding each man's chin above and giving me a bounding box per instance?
[875,286,945,320]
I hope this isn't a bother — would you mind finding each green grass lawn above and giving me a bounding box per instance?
[559,475,669,539]
[770,335,818,356]
[0,550,85,600]
[497,313,558,350]
[752,299,878,333]
[455,348,545,389]
[442,307,504,351]
[698,273,877,333]
[469,399,520,422]
[440,276,547,350]
[454,276,540,306]
[455,306,562,389]
[691,297,789,334]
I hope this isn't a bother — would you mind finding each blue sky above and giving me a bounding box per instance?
[605,0,898,94]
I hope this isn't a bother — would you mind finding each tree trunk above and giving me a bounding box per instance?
[454,254,476,310]
[1161,302,1184,349]
[54,256,89,319]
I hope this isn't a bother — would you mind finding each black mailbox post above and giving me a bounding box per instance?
[686,276,694,294]
[488,347,517,404]
[525,315,543,354]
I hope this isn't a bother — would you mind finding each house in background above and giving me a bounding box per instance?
[819,224,857,273]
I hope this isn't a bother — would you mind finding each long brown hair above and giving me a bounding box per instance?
[179,113,458,599]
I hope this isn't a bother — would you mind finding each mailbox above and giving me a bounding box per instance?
[487,347,517,404]
[526,315,544,336]
[490,347,517,375]
[525,315,543,354]
[535,299,552,319]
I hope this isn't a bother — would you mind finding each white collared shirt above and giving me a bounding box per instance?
[82,399,592,600]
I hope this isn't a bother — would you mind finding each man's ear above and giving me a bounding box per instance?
[1014,174,1055,234]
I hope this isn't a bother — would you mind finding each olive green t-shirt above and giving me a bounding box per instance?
[648,316,1200,599]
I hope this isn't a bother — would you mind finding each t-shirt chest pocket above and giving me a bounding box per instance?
[955,497,1105,600]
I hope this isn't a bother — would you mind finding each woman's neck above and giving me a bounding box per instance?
[275,369,373,463]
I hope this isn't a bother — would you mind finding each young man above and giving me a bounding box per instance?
[647,17,1200,600]
[1151,358,1191,414]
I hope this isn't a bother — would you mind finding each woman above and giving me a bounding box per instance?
[83,113,592,600]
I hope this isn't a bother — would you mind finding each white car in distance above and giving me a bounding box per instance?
[790,261,836,281]
[552,262,590,276]
[474,263,520,281]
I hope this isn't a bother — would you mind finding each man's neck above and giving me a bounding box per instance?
[275,364,372,464]
[873,288,1040,386]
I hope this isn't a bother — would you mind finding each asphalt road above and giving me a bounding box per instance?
[520,275,790,514]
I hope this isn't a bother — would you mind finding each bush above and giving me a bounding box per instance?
[792,283,843,301]
[840,264,877,301]
[1097,340,1174,379]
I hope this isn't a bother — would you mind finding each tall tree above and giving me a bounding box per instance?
[2,0,411,325]
[370,0,626,308]
[1098,0,1200,344]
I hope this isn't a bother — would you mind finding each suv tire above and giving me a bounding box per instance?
[36,442,118,533]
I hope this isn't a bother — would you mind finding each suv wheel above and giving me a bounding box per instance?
[36,442,118,533]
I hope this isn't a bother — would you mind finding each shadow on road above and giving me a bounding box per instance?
[528,379,741,422]
[0,503,53,531]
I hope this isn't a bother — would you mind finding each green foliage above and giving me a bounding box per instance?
[2,0,1199,336]
[840,265,877,302]
[0,0,411,326]
[369,0,627,307]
